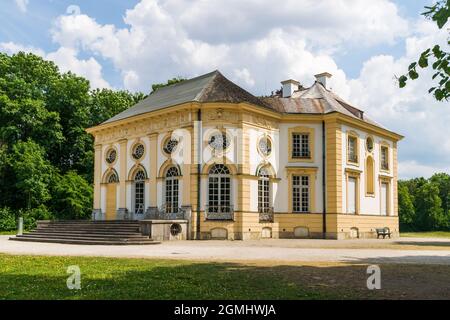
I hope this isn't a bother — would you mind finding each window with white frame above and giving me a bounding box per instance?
[258,167,270,213]
[292,175,309,213]
[208,164,231,213]
[134,170,146,214]
[292,133,310,158]
[165,166,180,213]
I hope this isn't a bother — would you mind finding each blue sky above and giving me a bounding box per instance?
[1,0,449,178]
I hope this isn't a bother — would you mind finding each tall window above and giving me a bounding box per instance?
[292,175,309,213]
[134,170,146,214]
[292,133,310,158]
[258,167,270,213]
[380,146,389,170]
[165,166,180,213]
[208,164,231,213]
[348,135,358,163]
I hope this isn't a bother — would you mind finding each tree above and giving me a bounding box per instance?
[398,182,416,228]
[414,181,446,230]
[50,171,93,220]
[399,0,450,101]
[89,88,145,126]
[5,140,54,210]
[151,77,186,93]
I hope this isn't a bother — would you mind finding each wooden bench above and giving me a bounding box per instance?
[375,227,392,239]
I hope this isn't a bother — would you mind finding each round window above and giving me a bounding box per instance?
[132,143,145,160]
[258,136,272,156]
[366,137,374,152]
[208,132,229,150]
[163,138,179,154]
[170,223,182,236]
[105,149,117,164]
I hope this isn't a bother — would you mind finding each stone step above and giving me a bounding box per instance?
[9,236,159,246]
[37,226,140,231]
[30,229,143,236]
[14,233,152,242]
[29,231,145,238]
[10,220,157,245]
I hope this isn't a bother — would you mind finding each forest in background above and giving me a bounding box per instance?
[0,52,448,231]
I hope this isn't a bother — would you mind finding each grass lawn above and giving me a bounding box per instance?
[401,231,450,239]
[0,231,16,235]
[0,254,449,300]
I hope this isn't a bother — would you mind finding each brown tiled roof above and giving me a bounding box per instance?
[101,70,387,130]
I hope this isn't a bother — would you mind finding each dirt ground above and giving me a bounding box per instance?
[246,261,450,300]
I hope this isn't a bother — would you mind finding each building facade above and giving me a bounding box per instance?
[86,70,403,240]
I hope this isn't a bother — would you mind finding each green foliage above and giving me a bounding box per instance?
[151,77,186,93]
[0,208,16,231]
[21,205,53,230]
[399,0,449,101]
[398,182,415,226]
[50,171,93,220]
[0,51,145,230]
[399,173,450,231]
[5,140,54,209]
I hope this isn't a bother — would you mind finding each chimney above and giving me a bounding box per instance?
[314,72,332,89]
[281,79,300,98]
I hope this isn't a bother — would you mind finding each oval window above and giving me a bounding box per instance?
[132,143,145,160]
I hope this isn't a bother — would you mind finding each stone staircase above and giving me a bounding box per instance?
[9,220,159,245]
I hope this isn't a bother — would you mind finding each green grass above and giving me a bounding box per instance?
[0,231,16,235]
[401,231,450,238]
[0,254,336,300]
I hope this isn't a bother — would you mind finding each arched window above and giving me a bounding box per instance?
[107,171,119,183]
[366,156,375,195]
[165,166,180,214]
[258,167,271,213]
[134,170,146,214]
[208,164,232,215]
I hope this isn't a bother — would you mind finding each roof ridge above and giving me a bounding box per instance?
[152,70,220,94]
[194,70,221,101]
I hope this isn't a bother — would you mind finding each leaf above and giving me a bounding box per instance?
[398,75,408,88]
[418,54,429,68]
[435,89,444,101]
[409,62,417,70]
[409,69,419,80]
[428,87,436,93]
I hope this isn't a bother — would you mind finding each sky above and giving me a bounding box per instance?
[1,0,449,179]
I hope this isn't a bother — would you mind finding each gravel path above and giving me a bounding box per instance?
[1,236,449,265]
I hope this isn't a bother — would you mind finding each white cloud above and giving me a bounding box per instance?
[15,0,29,13]
[49,0,408,92]
[0,42,45,56]
[399,161,450,180]
[2,0,449,178]
[46,47,111,89]
[0,42,110,89]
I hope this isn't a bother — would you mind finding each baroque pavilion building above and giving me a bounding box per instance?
[86,70,403,240]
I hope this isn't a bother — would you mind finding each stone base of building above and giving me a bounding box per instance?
[193,213,399,241]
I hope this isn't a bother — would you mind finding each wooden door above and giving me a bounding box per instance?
[106,184,117,220]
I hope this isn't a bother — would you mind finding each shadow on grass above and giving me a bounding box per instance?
[393,241,450,248]
[0,255,449,300]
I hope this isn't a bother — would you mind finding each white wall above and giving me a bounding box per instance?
[341,125,394,215]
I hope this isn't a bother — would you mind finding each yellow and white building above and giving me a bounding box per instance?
[86,70,403,240]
